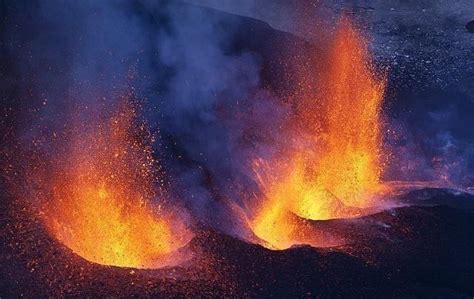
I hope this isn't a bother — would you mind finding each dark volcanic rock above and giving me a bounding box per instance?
[467,20,474,33]
[2,188,474,297]
[398,187,474,211]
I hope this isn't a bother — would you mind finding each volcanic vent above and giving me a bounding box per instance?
[32,97,192,269]
[245,18,388,250]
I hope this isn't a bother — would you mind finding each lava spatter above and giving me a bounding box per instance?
[249,18,387,249]
[36,97,193,268]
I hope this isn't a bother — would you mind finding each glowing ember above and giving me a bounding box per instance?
[249,18,387,249]
[39,98,192,269]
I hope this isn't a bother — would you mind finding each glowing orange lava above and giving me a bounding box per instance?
[40,99,192,269]
[249,18,387,249]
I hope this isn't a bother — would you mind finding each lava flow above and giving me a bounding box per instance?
[37,98,192,269]
[249,18,388,249]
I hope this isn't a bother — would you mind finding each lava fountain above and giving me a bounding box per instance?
[249,18,388,249]
[36,97,192,269]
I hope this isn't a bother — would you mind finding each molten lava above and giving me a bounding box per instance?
[39,99,192,269]
[250,18,387,249]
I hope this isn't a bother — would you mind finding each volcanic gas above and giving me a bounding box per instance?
[248,18,388,249]
[34,97,192,269]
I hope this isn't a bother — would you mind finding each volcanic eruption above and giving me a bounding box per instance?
[248,18,388,249]
[2,1,473,297]
[34,97,192,269]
